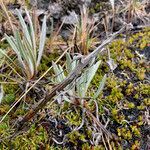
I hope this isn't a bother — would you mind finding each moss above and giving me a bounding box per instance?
[107,87,123,103]
[107,76,118,88]
[92,67,105,87]
[111,108,118,116]
[128,28,150,51]
[0,104,10,115]
[0,122,8,133]
[0,12,149,149]
[125,82,134,95]
[2,84,18,104]
[91,29,150,148]
[136,67,146,80]
[117,127,132,140]
[143,98,150,106]
[39,53,59,73]
[139,84,149,95]
[109,39,126,59]
[124,48,134,58]
[66,111,82,126]
[1,124,48,149]
[0,42,9,49]
[82,143,106,150]
[137,104,146,110]
[130,125,141,137]
[131,140,140,150]
[15,108,26,115]
[3,93,15,104]
[127,102,135,109]
[67,130,86,145]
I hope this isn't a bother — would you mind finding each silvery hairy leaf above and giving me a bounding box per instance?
[77,60,101,97]
[0,84,4,104]
[94,74,107,99]
[107,58,117,71]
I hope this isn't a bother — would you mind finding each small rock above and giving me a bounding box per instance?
[61,11,78,24]
[30,0,50,9]
[48,3,63,19]
[0,24,4,37]
[81,0,91,6]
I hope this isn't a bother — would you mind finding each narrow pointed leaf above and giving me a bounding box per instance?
[52,62,64,83]
[16,9,32,46]
[37,15,46,67]
[25,9,36,57]
[84,60,101,96]
[66,53,72,73]
[0,84,4,104]
[94,74,107,99]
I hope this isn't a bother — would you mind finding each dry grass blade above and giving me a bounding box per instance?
[109,0,115,11]
[73,6,99,55]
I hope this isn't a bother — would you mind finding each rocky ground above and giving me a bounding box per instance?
[0,0,150,149]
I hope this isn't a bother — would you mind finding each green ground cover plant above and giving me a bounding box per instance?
[0,0,149,149]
